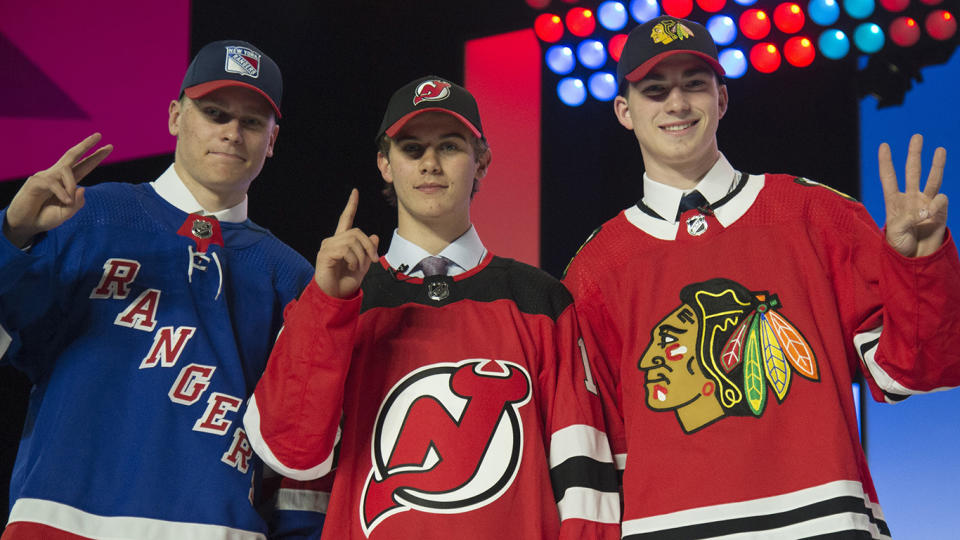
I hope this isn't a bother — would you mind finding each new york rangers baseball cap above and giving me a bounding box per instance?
[180,40,283,119]
[617,16,725,89]
[377,76,483,140]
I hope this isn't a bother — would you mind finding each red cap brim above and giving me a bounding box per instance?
[624,50,726,83]
[184,80,282,119]
[384,108,482,139]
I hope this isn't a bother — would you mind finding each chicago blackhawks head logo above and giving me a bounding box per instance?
[361,359,531,535]
[638,278,819,433]
[651,19,694,45]
[412,79,452,106]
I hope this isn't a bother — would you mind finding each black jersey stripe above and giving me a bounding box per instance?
[623,495,889,540]
[549,456,621,502]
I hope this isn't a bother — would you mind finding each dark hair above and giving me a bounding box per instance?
[375,133,490,206]
[678,278,758,416]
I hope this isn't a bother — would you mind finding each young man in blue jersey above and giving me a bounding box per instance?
[0,40,314,539]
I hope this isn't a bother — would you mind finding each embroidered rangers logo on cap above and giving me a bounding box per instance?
[651,18,694,45]
[412,79,452,105]
[224,46,261,78]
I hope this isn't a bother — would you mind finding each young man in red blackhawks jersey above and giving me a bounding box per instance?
[0,41,315,539]
[243,76,622,539]
[562,15,960,540]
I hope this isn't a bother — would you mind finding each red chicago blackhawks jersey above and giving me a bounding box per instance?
[564,173,960,539]
[245,254,621,539]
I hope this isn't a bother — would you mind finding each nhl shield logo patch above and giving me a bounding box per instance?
[224,46,261,78]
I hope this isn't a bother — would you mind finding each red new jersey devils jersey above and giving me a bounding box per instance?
[246,255,621,539]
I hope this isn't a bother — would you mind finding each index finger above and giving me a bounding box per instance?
[57,133,105,168]
[336,188,359,233]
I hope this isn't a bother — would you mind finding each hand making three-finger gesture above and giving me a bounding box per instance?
[314,188,380,298]
[3,133,113,248]
[880,133,949,258]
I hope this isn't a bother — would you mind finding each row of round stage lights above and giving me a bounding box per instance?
[531,0,957,106]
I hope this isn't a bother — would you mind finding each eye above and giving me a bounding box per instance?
[640,85,667,97]
[685,78,708,90]
[241,117,264,129]
[203,107,227,122]
[401,143,424,158]
[440,141,462,152]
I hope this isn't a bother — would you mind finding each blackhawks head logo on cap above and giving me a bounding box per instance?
[651,18,694,45]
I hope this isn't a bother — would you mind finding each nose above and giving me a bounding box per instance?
[638,350,667,370]
[221,118,244,144]
[664,86,690,115]
[419,147,441,175]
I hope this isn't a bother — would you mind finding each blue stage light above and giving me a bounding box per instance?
[546,45,576,75]
[558,77,587,106]
[719,48,749,77]
[588,72,618,101]
[629,0,661,22]
[853,22,885,52]
[843,0,875,19]
[733,0,758,6]
[818,28,851,58]
[577,39,608,69]
[708,15,738,44]
[598,1,629,30]
[808,0,840,25]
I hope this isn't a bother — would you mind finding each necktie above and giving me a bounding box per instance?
[676,190,708,221]
[419,256,450,277]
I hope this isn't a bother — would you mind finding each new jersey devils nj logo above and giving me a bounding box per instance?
[360,359,532,535]
[412,80,452,105]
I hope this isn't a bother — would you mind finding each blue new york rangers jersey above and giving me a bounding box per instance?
[0,180,313,539]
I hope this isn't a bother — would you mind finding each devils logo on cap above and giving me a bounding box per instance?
[412,80,452,105]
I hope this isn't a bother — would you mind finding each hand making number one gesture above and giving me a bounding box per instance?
[314,188,380,298]
[3,133,113,249]
[879,133,949,258]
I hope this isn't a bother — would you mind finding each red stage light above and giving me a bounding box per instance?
[535,13,565,42]
[750,43,782,72]
[925,10,956,40]
[525,0,552,9]
[609,34,628,61]
[740,9,772,40]
[662,0,695,18]
[697,0,728,13]
[890,16,921,45]
[566,7,597,37]
[879,0,910,11]
[774,3,806,33]
[784,36,816,66]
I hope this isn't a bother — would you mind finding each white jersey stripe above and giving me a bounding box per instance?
[275,488,330,514]
[0,324,10,358]
[854,325,958,400]
[8,498,266,539]
[557,486,621,524]
[549,424,613,467]
[242,395,338,481]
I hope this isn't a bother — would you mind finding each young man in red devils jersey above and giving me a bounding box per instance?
[563,15,960,540]
[244,76,621,539]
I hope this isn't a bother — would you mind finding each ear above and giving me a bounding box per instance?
[168,99,182,136]
[718,84,729,119]
[377,151,393,184]
[475,148,492,180]
[613,94,634,131]
[266,124,279,158]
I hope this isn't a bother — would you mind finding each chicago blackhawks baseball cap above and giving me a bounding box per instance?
[377,76,483,140]
[180,40,283,119]
[617,16,725,89]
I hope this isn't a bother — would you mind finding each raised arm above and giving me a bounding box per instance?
[3,133,113,248]
[879,133,948,258]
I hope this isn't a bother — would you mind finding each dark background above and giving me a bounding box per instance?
[1,0,873,525]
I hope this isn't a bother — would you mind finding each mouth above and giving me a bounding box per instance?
[660,119,698,134]
[652,384,668,402]
[208,151,246,162]
[415,183,447,193]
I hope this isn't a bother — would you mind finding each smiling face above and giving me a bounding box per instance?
[613,54,728,188]
[168,85,279,211]
[377,112,490,246]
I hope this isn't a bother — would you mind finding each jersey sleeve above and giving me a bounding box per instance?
[244,279,361,480]
[545,301,621,539]
[853,226,960,402]
[265,472,332,540]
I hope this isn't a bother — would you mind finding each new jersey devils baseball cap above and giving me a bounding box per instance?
[180,40,283,119]
[617,16,725,89]
[377,76,483,140]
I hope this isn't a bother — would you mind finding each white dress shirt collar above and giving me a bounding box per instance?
[642,154,739,223]
[150,164,248,223]
[384,225,487,277]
